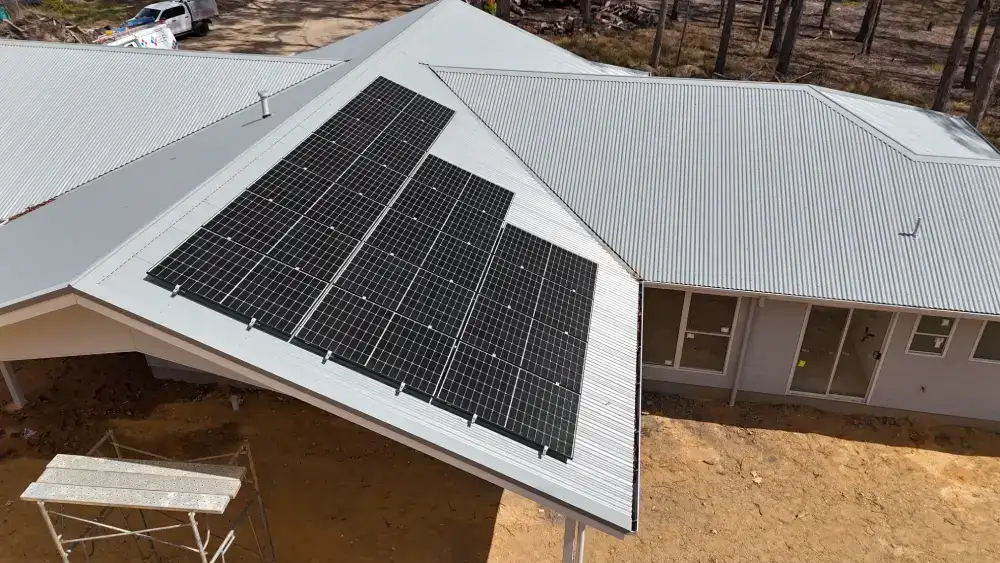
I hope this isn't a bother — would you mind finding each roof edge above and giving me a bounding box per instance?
[0,39,344,65]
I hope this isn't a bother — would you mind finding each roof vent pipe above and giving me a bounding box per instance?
[258,90,271,119]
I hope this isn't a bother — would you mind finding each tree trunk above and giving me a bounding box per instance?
[768,0,792,57]
[581,0,592,25]
[969,23,1000,126]
[856,0,879,41]
[963,0,993,88]
[497,0,511,20]
[675,0,693,65]
[651,0,670,67]
[777,0,805,74]
[765,0,776,25]
[758,0,775,40]
[718,0,726,26]
[819,0,833,29]
[932,0,980,109]
[862,0,882,54]
[716,0,739,74]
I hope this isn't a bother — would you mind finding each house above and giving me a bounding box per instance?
[2,0,1000,558]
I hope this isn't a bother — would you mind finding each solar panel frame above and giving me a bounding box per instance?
[479,258,544,317]
[441,202,505,251]
[366,210,438,265]
[246,160,333,215]
[312,113,383,153]
[147,228,260,304]
[521,321,587,393]
[383,112,446,152]
[335,244,418,310]
[404,95,456,130]
[534,279,594,340]
[266,217,358,282]
[282,134,359,183]
[460,175,515,219]
[303,184,384,239]
[202,192,300,254]
[436,343,519,427]
[336,94,403,132]
[359,77,416,110]
[495,226,552,278]
[335,157,409,205]
[391,180,459,231]
[544,245,599,296]
[224,257,327,337]
[396,269,474,338]
[367,315,455,396]
[505,371,580,458]
[296,286,394,365]
[460,296,532,366]
[421,233,491,290]
[412,155,470,200]
[361,133,426,175]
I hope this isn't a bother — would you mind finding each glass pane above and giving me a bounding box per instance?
[790,306,850,394]
[909,333,948,355]
[973,322,1000,361]
[678,333,730,372]
[915,315,955,336]
[830,309,893,398]
[642,288,685,365]
[685,293,738,334]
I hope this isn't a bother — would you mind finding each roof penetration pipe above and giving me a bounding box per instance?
[257,90,271,119]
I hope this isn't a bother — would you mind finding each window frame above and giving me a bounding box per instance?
[969,320,1000,364]
[641,287,741,375]
[905,314,957,357]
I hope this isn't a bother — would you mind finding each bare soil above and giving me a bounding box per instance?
[2,355,1000,562]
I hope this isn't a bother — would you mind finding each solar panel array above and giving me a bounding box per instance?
[147,77,598,459]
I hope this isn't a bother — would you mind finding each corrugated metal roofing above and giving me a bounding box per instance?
[0,41,337,221]
[74,0,641,534]
[435,68,1000,316]
[818,88,1000,160]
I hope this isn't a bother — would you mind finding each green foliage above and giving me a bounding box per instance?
[483,0,496,15]
[37,0,133,25]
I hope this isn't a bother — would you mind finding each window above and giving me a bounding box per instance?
[160,6,185,19]
[972,321,1000,362]
[907,315,956,356]
[135,7,159,18]
[642,288,739,373]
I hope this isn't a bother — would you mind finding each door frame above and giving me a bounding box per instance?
[784,304,896,403]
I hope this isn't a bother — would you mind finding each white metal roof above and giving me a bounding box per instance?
[0,41,337,221]
[73,0,641,535]
[434,67,1000,316]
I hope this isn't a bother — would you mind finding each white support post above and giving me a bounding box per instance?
[575,523,586,563]
[1,361,25,407]
[562,519,577,563]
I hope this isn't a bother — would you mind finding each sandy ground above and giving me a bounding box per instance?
[2,354,1000,562]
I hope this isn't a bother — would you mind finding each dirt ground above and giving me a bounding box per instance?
[2,354,1000,562]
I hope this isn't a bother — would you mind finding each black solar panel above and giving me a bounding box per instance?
[461,297,531,365]
[225,258,326,337]
[521,322,587,393]
[313,113,383,153]
[397,270,473,338]
[303,184,384,239]
[335,157,408,205]
[296,286,393,365]
[495,226,552,278]
[282,135,359,183]
[366,210,437,265]
[479,258,543,317]
[246,160,332,215]
[413,155,470,200]
[506,371,580,458]
[267,218,357,282]
[148,228,259,303]
[149,76,600,461]
[460,175,515,219]
[335,244,417,310]
[368,315,454,396]
[421,233,490,290]
[203,192,298,254]
[436,344,518,427]
[392,180,458,231]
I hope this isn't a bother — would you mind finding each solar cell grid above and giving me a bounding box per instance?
[224,257,326,337]
[366,210,438,265]
[412,155,470,199]
[506,372,580,458]
[336,94,402,131]
[436,344,518,427]
[296,286,394,365]
[404,95,455,130]
[495,226,551,278]
[246,160,332,214]
[202,192,299,254]
[383,112,445,152]
[335,244,418,310]
[534,279,594,340]
[396,270,473,338]
[313,113,383,153]
[267,218,357,281]
[442,202,504,251]
[367,315,455,396]
[148,228,259,303]
[521,322,587,393]
[479,258,543,317]
[392,180,458,231]
[283,134,359,183]
[335,157,408,205]
[362,133,426,175]
[359,76,416,110]
[460,175,514,219]
[545,245,599,296]
[303,184,384,239]
[421,233,490,290]
[460,296,532,366]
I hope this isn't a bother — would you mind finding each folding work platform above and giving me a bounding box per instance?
[21,431,275,562]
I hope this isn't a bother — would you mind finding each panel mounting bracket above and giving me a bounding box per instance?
[322,351,332,364]
[396,382,406,396]
[246,318,256,331]
[170,284,181,297]
[468,413,477,427]
[540,445,549,459]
